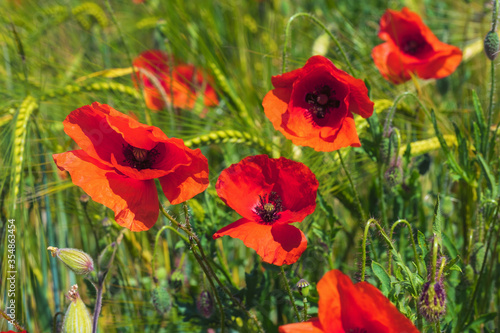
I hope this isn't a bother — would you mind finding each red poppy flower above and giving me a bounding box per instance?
[53,102,209,232]
[212,155,318,266]
[133,50,219,111]
[279,269,420,333]
[372,8,462,84]
[262,55,374,152]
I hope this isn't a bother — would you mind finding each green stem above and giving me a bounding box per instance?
[104,0,152,125]
[282,13,354,74]
[377,163,388,226]
[361,219,376,281]
[431,235,438,283]
[486,60,495,160]
[152,225,188,284]
[491,0,499,32]
[434,322,440,333]
[302,297,308,322]
[280,266,301,322]
[389,219,422,277]
[383,92,432,134]
[460,198,500,331]
[191,241,226,333]
[159,204,265,333]
[338,150,367,222]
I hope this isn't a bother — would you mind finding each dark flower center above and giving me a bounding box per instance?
[305,85,340,119]
[123,144,159,170]
[402,39,421,55]
[254,191,283,224]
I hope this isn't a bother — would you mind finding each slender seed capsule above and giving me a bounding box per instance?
[48,246,94,275]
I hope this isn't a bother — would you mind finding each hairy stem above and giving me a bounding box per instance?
[338,150,367,222]
[282,13,354,74]
[280,265,301,322]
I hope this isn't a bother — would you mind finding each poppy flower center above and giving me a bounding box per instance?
[254,191,283,224]
[305,85,341,119]
[123,144,160,170]
[402,39,421,55]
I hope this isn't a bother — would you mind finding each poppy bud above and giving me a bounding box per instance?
[484,30,499,61]
[151,286,171,316]
[296,279,311,297]
[48,246,94,275]
[418,257,447,322]
[196,290,214,319]
[62,285,92,333]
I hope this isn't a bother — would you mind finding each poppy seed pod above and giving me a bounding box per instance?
[48,246,94,275]
[484,31,499,61]
[296,279,311,297]
[62,285,92,333]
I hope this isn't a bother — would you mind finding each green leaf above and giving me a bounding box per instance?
[371,261,391,296]
[477,154,498,198]
[453,123,469,170]
[463,312,497,331]
[431,109,468,182]
[472,90,486,131]
[443,255,462,274]
[433,196,443,246]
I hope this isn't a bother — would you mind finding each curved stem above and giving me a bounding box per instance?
[152,225,189,284]
[337,150,367,222]
[280,265,301,322]
[282,13,354,74]
[0,308,25,331]
[383,91,432,135]
[389,219,422,277]
[361,219,376,281]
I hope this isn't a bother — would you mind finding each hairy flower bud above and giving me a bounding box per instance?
[484,30,500,61]
[151,286,171,316]
[62,285,92,333]
[296,279,311,297]
[418,257,447,322]
[196,290,214,319]
[48,246,94,275]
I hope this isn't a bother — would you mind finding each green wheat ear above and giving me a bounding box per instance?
[11,95,38,210]
[185,129,272,154]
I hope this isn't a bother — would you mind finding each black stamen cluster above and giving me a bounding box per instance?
[305,85,341,119]
[254,191,283,224]
[122,144,160,170]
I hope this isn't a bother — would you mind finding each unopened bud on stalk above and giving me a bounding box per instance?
[151,286,171,316]
[62,285,92,333]
[296,279,311,297]
[484,31,499,60]
[418,257,447,322]
[196,290,214,319]
[48,246,94,275]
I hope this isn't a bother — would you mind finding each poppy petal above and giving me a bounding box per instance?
[278,318,325,333]
[272,157,318,223]
[216,156,276,220]
[53,150,159,231]
[213,218,307,266]
[159,144,209,205]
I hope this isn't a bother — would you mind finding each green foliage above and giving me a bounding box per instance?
[0,0,499,332]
